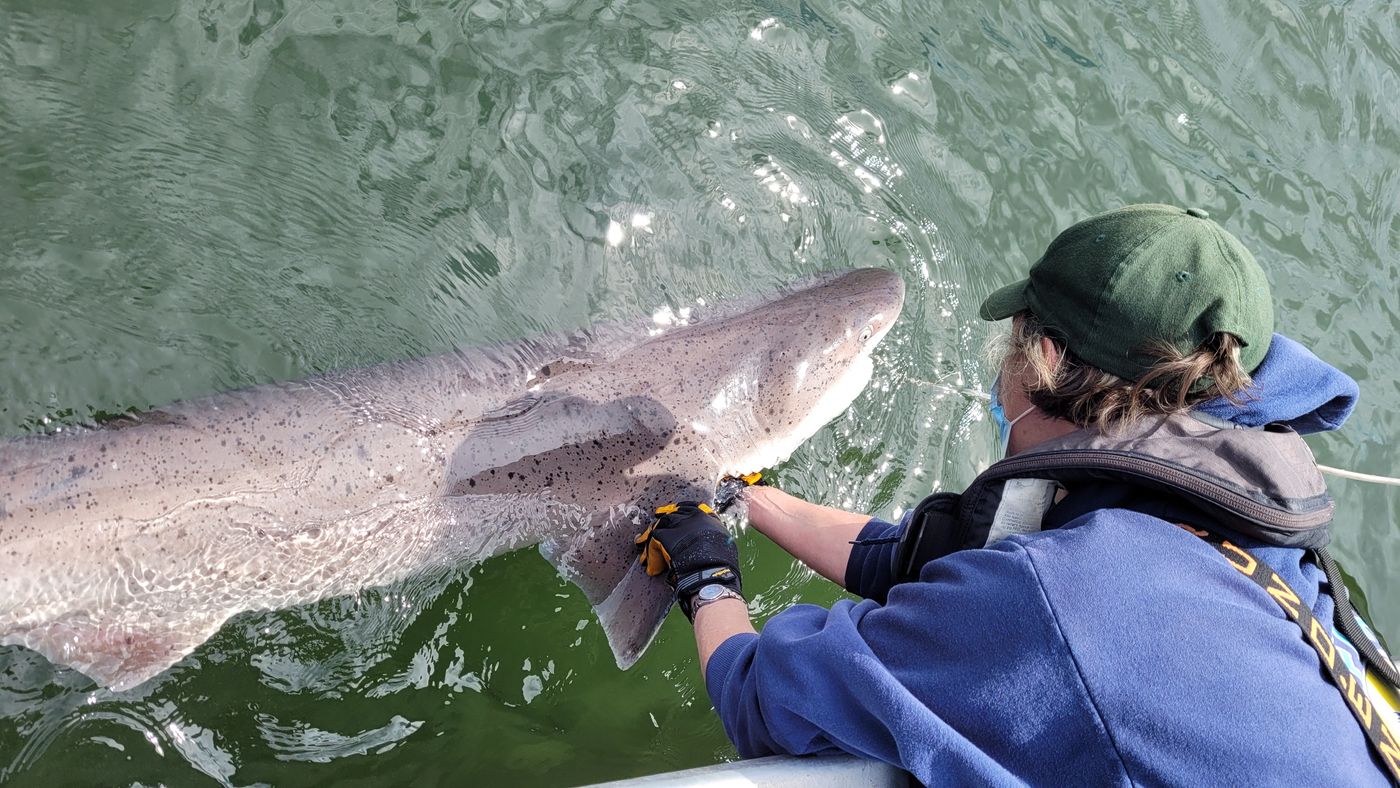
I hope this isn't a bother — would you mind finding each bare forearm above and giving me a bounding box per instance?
[695,598,756,674]
[741,486,871,587]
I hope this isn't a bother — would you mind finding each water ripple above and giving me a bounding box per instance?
[2,0,1398,783]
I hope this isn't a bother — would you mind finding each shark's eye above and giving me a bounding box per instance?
[859,325,874,343]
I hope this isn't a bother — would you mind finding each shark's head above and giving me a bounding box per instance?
[451,267,905,674]
[692,267,906,477]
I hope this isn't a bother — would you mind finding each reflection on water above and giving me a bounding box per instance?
[2,0,1398,783]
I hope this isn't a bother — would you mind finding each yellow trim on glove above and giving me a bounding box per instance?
[635,521,672,576]
[638,502,717,577]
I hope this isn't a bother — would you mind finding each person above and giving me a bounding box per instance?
[637,204,1400,785]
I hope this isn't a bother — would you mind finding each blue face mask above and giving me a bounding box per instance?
[989,375,1034,455]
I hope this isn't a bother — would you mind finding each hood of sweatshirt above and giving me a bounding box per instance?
[1195,333,1358,434]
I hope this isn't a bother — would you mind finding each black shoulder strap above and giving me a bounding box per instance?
[1202,531,1400,782]
[1315,546,1400,689]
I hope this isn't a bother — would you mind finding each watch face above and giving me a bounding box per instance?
[698,584,726,601]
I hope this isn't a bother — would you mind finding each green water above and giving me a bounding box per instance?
[2,0,1398,783]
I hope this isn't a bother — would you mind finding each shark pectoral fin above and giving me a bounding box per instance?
[539,510,676,669]
[4,613,230,691]
[589,561,676,669]
[449,393,678,495]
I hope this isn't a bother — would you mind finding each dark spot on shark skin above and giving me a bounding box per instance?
[449,396,675,504]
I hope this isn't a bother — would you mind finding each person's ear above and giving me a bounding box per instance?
[1039,336,1061,369]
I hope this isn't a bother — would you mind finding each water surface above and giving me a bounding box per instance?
[2,0,1398,783]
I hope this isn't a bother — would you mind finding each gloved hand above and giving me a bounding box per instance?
[635,502,742,621]
[714,472,766,514]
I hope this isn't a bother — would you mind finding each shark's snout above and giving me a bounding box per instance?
[865,268,906,340]
[822,267,906,349]
[704,267,907,477]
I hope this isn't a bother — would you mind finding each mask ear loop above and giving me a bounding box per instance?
[1000,405,1035,455]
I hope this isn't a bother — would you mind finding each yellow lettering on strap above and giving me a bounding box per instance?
[1205,534,1400,783]
[1307,616,1337,670]
[1219,541,1257,575]
[1340,673,1374,728]
[1378,722,1400,778]
[1265,573,1302,618]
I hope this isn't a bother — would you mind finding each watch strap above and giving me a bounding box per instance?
[686,586,745,622]
[674,565,740,598]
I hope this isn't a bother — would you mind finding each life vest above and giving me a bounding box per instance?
[893,411,1332,581]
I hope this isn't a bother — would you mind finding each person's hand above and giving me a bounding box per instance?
[635,502,742,621]
[714,472,766,513]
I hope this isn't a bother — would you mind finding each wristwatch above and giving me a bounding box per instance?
[687,584,745,619]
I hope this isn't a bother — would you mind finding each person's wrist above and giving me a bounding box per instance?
[675,565,741,594]
[681,581,744,622]
[689,587,745,623]
[675,566,742,620]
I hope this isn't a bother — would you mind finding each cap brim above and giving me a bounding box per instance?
[979,280,1030,321]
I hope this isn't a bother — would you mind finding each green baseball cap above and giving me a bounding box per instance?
[979,204,1273,382]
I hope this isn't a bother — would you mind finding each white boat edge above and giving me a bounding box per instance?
[582,754,908,788]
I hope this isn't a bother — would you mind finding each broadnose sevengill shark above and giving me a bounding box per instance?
[0,268,905,691]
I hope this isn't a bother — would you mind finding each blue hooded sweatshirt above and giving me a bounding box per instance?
[704,335,1393,785]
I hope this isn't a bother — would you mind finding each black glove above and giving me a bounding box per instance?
[635,501,742,621]
[714,472,767,513]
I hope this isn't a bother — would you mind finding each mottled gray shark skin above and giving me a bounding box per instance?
[0,268,905,691]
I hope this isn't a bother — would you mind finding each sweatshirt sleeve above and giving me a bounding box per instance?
[703,539,1121,785]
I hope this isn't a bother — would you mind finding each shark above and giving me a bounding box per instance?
[0,268,905,691]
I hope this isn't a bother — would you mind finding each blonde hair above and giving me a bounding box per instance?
[995,312,1254,432]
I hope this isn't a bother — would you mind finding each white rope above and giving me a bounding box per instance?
[905,378,990,401]
[1317,464,1400,487]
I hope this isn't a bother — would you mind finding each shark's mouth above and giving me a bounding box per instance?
[721,350,877,479]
